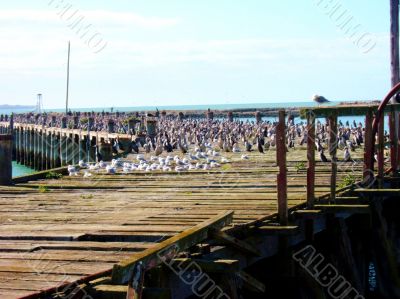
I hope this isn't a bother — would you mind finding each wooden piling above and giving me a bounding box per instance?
[328,114,338,203]
[389,106,398,175]
[54,132,61,167]
[307,110,315,208]
[255,111,262,124]
[227,111,234,122]
[60,133,67,166]
[276,110,288,225]
[364,109,374,183]
[378,114,385,185]
[15,127,20,163]
[0,134,13,185]
[108,119,115,134]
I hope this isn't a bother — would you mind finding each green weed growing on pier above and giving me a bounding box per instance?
[45,172,63,180]
[80,194,94,199]
[295,162,306,172]
[339,174,357,189]
[221,164,232,171]
[38,185,49,193]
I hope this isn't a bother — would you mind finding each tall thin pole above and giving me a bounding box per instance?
[390,0,400,174]
[391,0,399,87]
[66,41,71,114]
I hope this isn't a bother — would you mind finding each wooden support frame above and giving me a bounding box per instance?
[306,110,316,208]
[111,211,233,285]
[169,258,239,273]
[209,228,261,256]
[236,271,266,293]
[314,204,370,214]
[276,110,288,225]
[364,109,374,183]
[389,106,398,175]
[328,114,338,203]
[398,112,400,172]
[377,114,385,185]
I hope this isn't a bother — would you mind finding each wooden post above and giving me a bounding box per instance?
[227,111,234,122]
[15,127,20,163]
[73,133,80,164]
[60,132,67,166]
[389,106,398,175]
[40,130,45,171]
[33,129,38,170]
[79,133,85,162]
[307,110,316,208]
[378,114,385,185]
[54,133,61,168]
[391,0,400,87]
[255,111,262,124]
[22,128,26,166]
[108,119,115,134]
[398,113,400,172]
[46,131,52,170]
[28,128,33,168]
[0,135,13,185]
[391,0,400,175]
[364,109,374,183]
[276,110,288,225]
[329,114,338,203]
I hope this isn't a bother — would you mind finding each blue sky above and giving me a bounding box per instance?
[0,1,391,108]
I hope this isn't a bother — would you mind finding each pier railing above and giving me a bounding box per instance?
[1,102,400,226]
[274,101,400,224]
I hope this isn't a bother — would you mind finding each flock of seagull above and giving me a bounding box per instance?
[66,116,370,177]
[67,150,244,177]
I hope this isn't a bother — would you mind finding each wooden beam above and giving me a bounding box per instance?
[293,209,322,219]
[378,114,385,185]
[276,110,288,225]
[111,211,234,284]
[354,188,400,196]
[94,285,172,299]
[391,0,400,87]
[364,108,374,183]
[209,229,260,256]
[299,104,400,119]
[314,204,370,214]
[390,106,398,175]
[256,225,299,236]
[328,114,338,203]
[236,271,266,293]
[307,110,316,208]
[169,258,239,273]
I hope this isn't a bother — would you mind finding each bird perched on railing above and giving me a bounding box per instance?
[313,95,330,106]
[319,150,329,162]
[343,147,351,162]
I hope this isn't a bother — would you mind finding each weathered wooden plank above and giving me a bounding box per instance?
[111,211,234,284]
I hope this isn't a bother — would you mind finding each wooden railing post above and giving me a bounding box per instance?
[364,109,374,184]
[0,134,13,185]
[276,110,288,225]
[389,106,398,175]
[398,112,400,172]
[328,114,338,203]
[378,114,385,186]
[307,110,315,209]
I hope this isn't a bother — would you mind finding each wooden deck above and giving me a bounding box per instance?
[0,148,364,298]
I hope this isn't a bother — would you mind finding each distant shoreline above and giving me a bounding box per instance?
[0,105,34,109]
[0,100,379,118]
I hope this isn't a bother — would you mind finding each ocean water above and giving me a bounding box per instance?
[1,101,331,115]
[12,161,36,177]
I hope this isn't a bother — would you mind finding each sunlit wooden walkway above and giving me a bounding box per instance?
[0,149,364,298]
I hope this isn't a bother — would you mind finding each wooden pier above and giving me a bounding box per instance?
[0,101,400,298]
